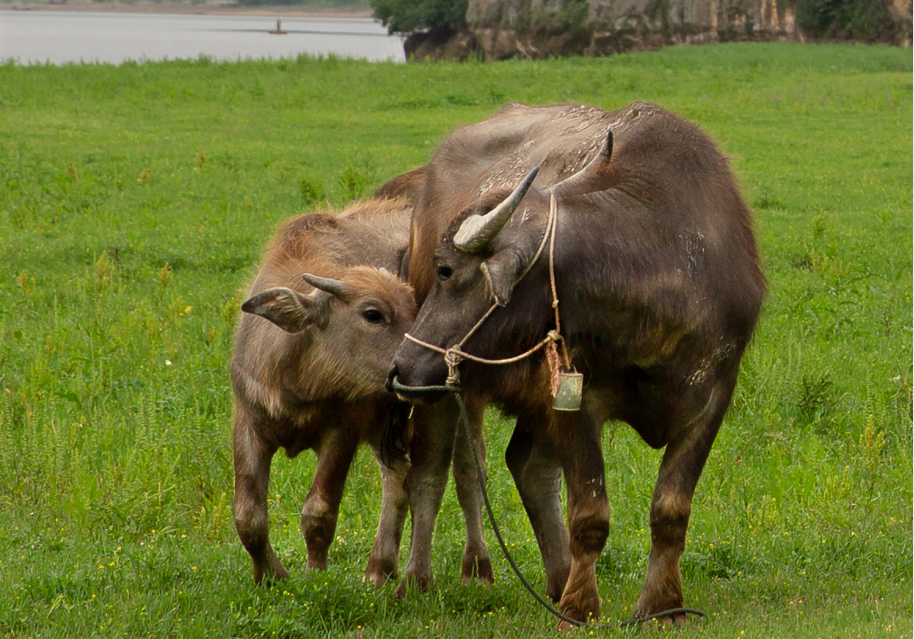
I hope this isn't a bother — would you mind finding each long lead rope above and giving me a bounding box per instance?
[394,192,704,627]
[390,377,705,629]
[453,391,705,629]
[453,391,593,629]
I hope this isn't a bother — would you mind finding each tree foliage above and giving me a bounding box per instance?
[794,0,900,41]
[370,0,468,35]
[234,0,368,6]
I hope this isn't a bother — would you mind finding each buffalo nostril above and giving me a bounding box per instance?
[385,364,398,393]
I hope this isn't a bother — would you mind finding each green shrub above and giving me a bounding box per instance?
[235,0,368,6]
[794,0,899,41]
[370,0,468,35]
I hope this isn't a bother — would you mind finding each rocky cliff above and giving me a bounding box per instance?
[404,0,912,60]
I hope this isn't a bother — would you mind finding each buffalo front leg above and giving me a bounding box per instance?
[553,407,608,625]
[451,395,493,586]
[364,441,410,588]
[505,412,570,602]
[633,381,734,624]
[395,398,459,598]
[301,428,360,571]
[233,409,288,584]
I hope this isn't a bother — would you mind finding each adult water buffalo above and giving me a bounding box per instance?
[232,178,491,588]
[390,102,765,624]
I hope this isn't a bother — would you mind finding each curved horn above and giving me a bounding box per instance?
[302,273,354,300]
[550,129,613,197]
[453,166,539,253]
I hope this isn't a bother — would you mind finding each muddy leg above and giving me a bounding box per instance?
[505,412,570,602]
[233,407,289,584]
[451,396,493,586]
[396,398,459,597]
[301,428,359,571]
[552,407,608,625]
[365,441,410,588]
[633,381,734,624]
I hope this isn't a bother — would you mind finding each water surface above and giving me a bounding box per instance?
[0,11,405,65]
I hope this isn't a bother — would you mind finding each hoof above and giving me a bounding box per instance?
[645,613,688,627]
[557,593,600,627]
[632,594,695,627]
[273,563,291,580]
[546,581,565,604]
[556,611,597,632]
[254,561,290,585]
[306,559,327,571]
[461,554,494,587]
[553,606,597,631]
[364,558,398,589]
[394,572,432,599]
[364,570,392,589]
[627,608,692,628]
[303,546,332,571]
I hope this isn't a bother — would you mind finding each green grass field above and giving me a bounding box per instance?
[0,43,911,638]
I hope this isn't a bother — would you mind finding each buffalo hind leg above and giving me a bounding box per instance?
[506,412,570,601]
[301,428,360,571]
[552,406,608,626]
[396,398,459,597]
[633,380,735,625]
[233,409,288,584]
[364,441,410,588]
[451,395,494,586]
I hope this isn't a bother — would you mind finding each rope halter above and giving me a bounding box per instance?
[402,193,573,390]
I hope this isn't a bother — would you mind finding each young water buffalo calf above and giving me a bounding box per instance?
[231,195,419,586]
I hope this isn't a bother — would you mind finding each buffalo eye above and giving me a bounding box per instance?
[363,308,385,324]
[436,265,452,282]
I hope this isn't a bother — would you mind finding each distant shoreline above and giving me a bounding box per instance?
[0,0,374,18]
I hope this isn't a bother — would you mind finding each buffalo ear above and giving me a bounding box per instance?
[481,249,525,307]
[241,287,330,332]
